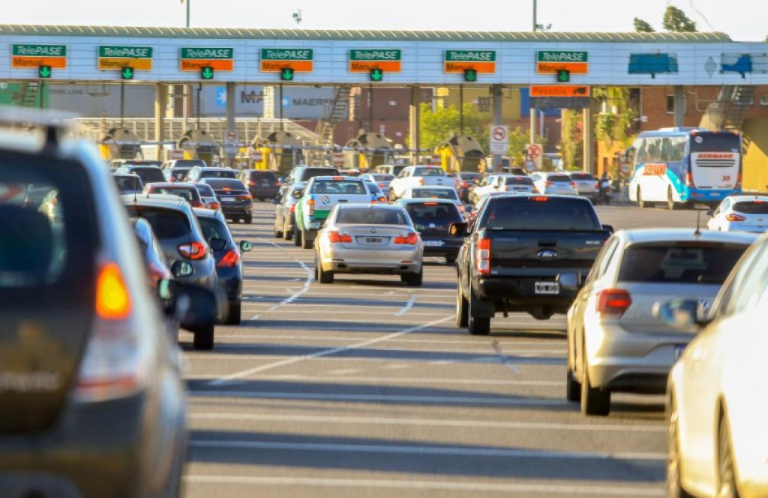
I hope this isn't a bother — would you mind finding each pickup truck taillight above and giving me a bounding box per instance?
[476,237,491,275]
[596,289,632,317]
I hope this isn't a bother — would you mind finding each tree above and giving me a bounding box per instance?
[560,110,583,170]
[662,6,697,32]
[592,87,639,146]
[417,103,489,150]
[633,17,655,33]
[507,127,547,166]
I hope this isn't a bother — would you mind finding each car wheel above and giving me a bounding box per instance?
[284,223,293,240]
[275,222,284,238]
[718,412,741,498]
[455,282,469,328]
[667,395,696,498]
[402,267,423,287]
[468,288,491,336]
[637,188,646,209]
[301,230,313,249]
[318,261,334,284]
[225,301,241,325]
[294,226,302,247]
[667,188,676,211]
[580,352,610,416]
[445,255,457,264]
[192,324,215,351]
[566,369,581,402]
[245,215,253,224]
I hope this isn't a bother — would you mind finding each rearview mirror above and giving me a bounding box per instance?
[292,190,303,199]
[653,299,709,330]
[706,210,714,217]
[557,272,584,291]
[449,222,468,236]
[171,261,194,278]
[240,240,253,253]
[208,237,227,251]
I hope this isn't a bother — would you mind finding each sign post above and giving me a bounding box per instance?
[489,125,509,155]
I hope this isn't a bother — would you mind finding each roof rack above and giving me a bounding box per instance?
[0,107,79,149]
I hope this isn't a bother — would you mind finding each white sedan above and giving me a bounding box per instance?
[529,172,579,196]
[707,195,768,233]
[662,233,768,498]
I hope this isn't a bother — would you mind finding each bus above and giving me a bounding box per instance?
[628,128,742,209]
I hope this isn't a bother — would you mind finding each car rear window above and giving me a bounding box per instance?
[570,173,593,181]
[461,173,482,181]
[169,168,190,181]
[413,167,445,177]
[0,155,97,290]
[504,177,534,185]
[301,168,340,180]
[132,167,165,185]
[124,207,191,239]
[248,171,278,181]
[373,174,394,182]
[198,217,231,242]
[204,179,247,191]
[481,198,600,231]
[114,175,142,192]
[311,180,366,195]
[547,175,571,182]
[405,203,462,221]
[413,189,457,200]
[337,207,410,225]
[733,201,768,214]
[200,169,237,179]
[150,187,200,203]
[174,160,206,168]
[619,243,747,284]
[195,184,215,197]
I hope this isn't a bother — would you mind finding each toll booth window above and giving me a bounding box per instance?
[311,181,365,195]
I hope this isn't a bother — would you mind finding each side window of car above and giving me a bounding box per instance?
[585,237,619,286]
[726,244,768,316]
[715,243,768,318]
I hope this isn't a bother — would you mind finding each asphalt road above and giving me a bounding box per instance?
[181,202,702,498]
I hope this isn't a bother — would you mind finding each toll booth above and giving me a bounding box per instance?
[248,131,305,176]
[434,134,486,173]
[177,129,220,166]
[99,128,142,161]
[344,131,395,171]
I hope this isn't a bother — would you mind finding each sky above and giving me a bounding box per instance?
[2,0,766,42]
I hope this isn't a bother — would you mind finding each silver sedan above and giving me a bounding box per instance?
[314,204,423,286]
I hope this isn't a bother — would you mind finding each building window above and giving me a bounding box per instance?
[667,94,686,115]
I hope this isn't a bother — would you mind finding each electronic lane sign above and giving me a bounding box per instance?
[180,48,234,72]
[444,51,497,77]
[536,51,589,75]
[12,44,67,70]
[349,49,402,81]
[261,49,314,74]
[99,46,153,72]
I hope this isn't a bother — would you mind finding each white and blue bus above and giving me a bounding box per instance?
[628,128,742,209]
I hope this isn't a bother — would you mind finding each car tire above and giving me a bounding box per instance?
[637,188,646,209]
[301,230,313,249]
[318,262,334,284]
[468,288,491,336]
[275,223,284,238]
[402,268,423,287]
[566,370,581,402]
[192,324,215,351]
[284,222,293,240]
[580,355,610,416]
[455,283,469,328]
[668,395,696,498]
[717,412,740,498]
[294,226,302,247]
[245,215,253,224]
[225,301,241,325]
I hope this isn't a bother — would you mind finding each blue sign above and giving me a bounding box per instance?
[721,54,752,78]
[628,54,679,78]
[215,87,227,107]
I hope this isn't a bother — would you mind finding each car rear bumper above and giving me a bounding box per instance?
[221,204,252,216]
[723,222,768,233]
[248,187,279,198]
[474,276,580,313]
[321,246,422,274]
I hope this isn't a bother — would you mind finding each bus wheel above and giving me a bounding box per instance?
[667,188,676,211]
[637,188,646,209]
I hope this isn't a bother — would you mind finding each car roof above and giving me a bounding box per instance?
[147,182,197,189]
[724,195,768,204]
[312,176,363,182]
[411,185,456,190]
[199,167,234,171]
[619,228,759,245]
[337,203,404,211]
[397,198,457,205]
[121,193,190,210]
[192,207,224,220]
[122,164,161,169]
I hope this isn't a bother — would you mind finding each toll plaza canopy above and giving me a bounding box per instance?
[1,25,768,86]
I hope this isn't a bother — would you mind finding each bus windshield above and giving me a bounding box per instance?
[690,133,740,153]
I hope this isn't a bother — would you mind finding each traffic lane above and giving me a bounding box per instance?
[595,204,701,230]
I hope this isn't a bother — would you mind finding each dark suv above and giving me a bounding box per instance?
[239,169,280,200]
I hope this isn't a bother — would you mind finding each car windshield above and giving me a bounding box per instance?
[198,217,231,242]
[482,198,600,231]
[114,175,142,192]
[618,243,747,284]
[151,187,198,203]
[204,179,247,191]
[131,167,165,185]
[404,203,461,221]
[733,201,768,214]
[124,206,191,239]
[195,184,215,197]
[413,167,445,177]
[311,180,366,195]
[201,169,237,179]
[337,207,410,225]
[413,189,457,200]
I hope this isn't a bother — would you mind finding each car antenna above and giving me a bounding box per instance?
[694,209,703,237]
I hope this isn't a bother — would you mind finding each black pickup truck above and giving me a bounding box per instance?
[454,194,613,335]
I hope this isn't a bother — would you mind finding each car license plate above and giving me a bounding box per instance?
[674,345,686,360]
[222,196,235,202]
[534,282,560,295]
[424,240,444,247]
[366,237,382,244]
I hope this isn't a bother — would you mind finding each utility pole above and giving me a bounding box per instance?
[530,0,538,152]
[532,0,537,32]
[183,0,191,131]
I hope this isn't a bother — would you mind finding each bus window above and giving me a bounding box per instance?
[662,137,687,162]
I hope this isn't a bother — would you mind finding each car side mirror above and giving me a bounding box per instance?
[449,222,468,236]
[653,299,710,330]
[706,210,714,217]
[171,261,194,278]
[292,190,303,199]
[208,238,227,251]
[239,240,253,253]
[603,224,614,234]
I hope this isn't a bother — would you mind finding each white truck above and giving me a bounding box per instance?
[388,166,454,201]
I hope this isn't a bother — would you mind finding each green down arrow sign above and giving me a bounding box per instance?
[370,68,383,82]
[201,66,214,80]
[38,65,52,79]
[121,67,134,80]
[280,67,295,81]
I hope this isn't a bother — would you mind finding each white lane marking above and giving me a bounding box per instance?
[189,390,568,407]
[189,439,666,461]
[184,475,664,496]
[207,317,452,386]
[395,294,417,316]
[189,375,564,387]
[214,334,567,348]
[189,412,664,433]
[384,364,409,369]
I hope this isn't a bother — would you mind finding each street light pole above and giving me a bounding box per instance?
[186,0,191,29]
[532,0,537,32]
[183,0,191,131]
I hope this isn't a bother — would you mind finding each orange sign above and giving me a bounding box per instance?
[537,62,589,74]
[260,60,314,73]
[444,61,496,74]
[180,59,234,71]
[643,163,668,176]
[529,86,590,98]
[12,57,67,69]
[350,61,402,73]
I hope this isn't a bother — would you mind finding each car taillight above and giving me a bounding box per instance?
[209,202,221,210]
[192,200,204,208]
[308,197,315,215]
[685,172,694,187]
[328,231,353,244]
[419,178,425,186]
[531,196,549,202]
[178,241,207,260]
[570,182,577,188]
[289,204,296,214]
[462,181,469,188]
[218,249,240,267]
[378,196,388,203]
[726,213,747,222]
[476,236,491,275]
[545,181,553,187]
[394,232,419,245]
[276,181,281,186]
[503,186,509,192]
[596,289,632,317]
[735,174,742,189]
[594,181,600,189]
[75,262,147,403]
[247,180,256,186]
[378,183,387,188]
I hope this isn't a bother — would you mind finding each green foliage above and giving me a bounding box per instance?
[662,6,697,32]
[633,17,655,33]
[507,126,547,166]
[560,110,583,169]
[592,87,639,146]
[417,103,489,150]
